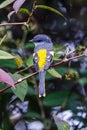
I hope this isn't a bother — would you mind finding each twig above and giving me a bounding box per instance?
[26,0,37,25]
[0,54,85,93]
[0,71,38,93]
[0,22,26,27]
[15,65,33,74]
[52,54,85,67]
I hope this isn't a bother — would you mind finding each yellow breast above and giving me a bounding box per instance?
[37,49,47,70]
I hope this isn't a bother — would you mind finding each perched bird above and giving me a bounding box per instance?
[30,34,54,97]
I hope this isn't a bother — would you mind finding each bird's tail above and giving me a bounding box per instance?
[39,71,45,97]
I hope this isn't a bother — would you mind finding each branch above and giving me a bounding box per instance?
[52,54,85,67]
[0,71,37,93]
[0,53,85,93]
[0,22,27,27]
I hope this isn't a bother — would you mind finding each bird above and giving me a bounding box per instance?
[30,34,54,97]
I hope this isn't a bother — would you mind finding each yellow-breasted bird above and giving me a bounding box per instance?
[30,34,54,97]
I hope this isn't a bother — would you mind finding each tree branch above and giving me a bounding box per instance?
[52,54,85,67]
[0,71,37,93]
[0,53,85,93]
[0,22,27,27]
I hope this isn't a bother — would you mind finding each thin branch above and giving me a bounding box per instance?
[0,22,26,27]
[52,54,85,67]
[26,0,37,25]
[0,71,38,93]
[15,65,33,74]
[0,53,85,93]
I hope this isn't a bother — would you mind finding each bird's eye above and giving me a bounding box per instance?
[37,40,42,42]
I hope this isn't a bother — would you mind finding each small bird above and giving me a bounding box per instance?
[30,34,54,97]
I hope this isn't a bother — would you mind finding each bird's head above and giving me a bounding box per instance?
[29,34,52,45]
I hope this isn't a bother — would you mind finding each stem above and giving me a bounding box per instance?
[52,54,85,67]
[0,22,26,27]
[36,5,65,19]
[0,54,85,93]
[0,71,38,93]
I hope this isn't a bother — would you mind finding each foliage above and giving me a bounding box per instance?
[0,0,87,130]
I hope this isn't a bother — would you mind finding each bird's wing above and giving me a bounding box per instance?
[44,51,53,70]
[33,53,39,71]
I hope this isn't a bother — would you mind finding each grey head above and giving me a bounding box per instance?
[30,34,54,53]
[29,34,52,45]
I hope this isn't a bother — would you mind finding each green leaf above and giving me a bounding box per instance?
[53,115,70,130]
[18,8,29,15]
[47,68,62,79]
[27,86,36,95]
[0,50,14,59]
[44,91,78,107]
[0,57,23,68]
[53,53,61,61]
[56,67,68,76]
[0,59,18,68]
[25,111,41,119]
[10,73,28,101]
[44,91,69,107]
[36,5,66,20]
[0,0,15,9]
[27,55,33,67]
[25,42,34,49]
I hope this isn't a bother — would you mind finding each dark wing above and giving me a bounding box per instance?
[33,53,39,71]
[44,52,53,70]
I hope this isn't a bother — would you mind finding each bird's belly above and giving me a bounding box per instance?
[37,49,47,70]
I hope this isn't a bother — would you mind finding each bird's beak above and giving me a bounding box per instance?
[29,39,34,42]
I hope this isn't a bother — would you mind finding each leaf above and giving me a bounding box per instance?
[36,5,66,20]
[27,86,36,95]
[25,111,41,119]
[0,35,7,45]
[0,0,15,9]
[0,50,14,59]
[0,69,15,88]
[0,59,19,68]
[44,91,69,107]
[44,91,78,107]
[18,8,29,15]
[24,42,34,49]
[27,55,33,67]
[14,57,23,68]
[10,73,28,101]
[53,53,61,61]
[53,115,70,130]
[13,0,26,13]
[47,68,62,79]
[56,67,67,76]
